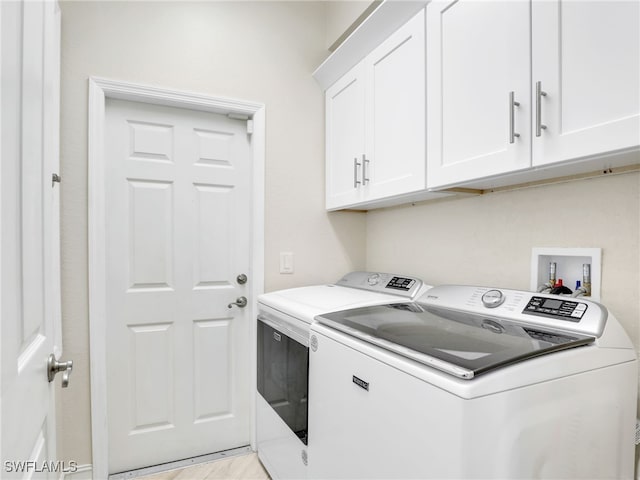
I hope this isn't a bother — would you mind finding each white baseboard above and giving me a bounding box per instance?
[61,464,92,480]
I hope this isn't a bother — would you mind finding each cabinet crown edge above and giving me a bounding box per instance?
[313,0,428,90]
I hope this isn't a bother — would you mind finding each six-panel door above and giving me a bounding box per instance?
[1,1,62,478]
[104,99,252,473]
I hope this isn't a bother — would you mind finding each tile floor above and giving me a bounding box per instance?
[138,453,270,480]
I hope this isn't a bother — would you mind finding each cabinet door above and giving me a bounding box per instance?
[532,0,640,166]
[427,0,531,189]
[364,9,426,200]
[325,61,365,210]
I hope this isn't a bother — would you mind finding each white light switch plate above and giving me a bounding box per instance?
[280,252,294,274]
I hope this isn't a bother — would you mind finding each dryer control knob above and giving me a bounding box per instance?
[482,289,505,308]
[367,273,381,286]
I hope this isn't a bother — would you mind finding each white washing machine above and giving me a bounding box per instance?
[309,285,638,479]
[256,272,430,480]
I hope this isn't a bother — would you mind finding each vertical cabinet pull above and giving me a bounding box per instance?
[353,158,362,188]
[535,81,547,137]
[362,154,370,185]
[509,91,520,144]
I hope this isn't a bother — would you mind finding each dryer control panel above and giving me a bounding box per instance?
[336,271,424,299]
[523,297,588,322]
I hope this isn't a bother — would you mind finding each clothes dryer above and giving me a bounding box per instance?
[256,272,429,480]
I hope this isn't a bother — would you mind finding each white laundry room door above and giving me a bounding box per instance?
[104,98,252,474]
[1,0,62,477]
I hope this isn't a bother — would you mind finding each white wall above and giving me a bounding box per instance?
[367,171,640,410]
[58,0,366,466]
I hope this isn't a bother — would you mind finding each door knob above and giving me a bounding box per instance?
[47,354,73,388]
[228,296,248,309]
[236,274,248,285]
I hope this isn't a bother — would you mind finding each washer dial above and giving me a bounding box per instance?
[482,289,505,308]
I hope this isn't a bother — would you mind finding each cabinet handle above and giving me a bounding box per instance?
[535,81,547,137]
[509,91,520,144]
[362,154,370,185]
[353,157,361,188]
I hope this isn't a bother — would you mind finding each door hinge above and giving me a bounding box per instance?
[52,173,61,186]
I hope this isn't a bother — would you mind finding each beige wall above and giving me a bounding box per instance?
[323,0,377,50]
[367,171,640,409]
[58,0,365,466]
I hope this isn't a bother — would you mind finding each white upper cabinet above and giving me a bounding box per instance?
[323,8,448,210]
[363,10,426,202]
[325,61,366,210]
[531,0,640,166]
[426,0,532,188]
[427,0,640,189]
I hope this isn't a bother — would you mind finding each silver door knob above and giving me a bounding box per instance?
[236,274,248,285]
[227,296,248,309]
[47,354,73,388]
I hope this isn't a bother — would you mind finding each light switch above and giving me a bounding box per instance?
[280,252,294,274]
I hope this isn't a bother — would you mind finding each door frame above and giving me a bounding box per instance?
[88,77,265,479]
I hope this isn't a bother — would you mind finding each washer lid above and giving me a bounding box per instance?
[315,303,595,379]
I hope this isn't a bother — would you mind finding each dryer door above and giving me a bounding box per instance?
[257,317,309,444]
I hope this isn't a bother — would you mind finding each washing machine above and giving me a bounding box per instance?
[309,285,638,479]
[256,271,430,480]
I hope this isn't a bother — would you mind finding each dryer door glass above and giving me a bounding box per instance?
[257,318,308,444]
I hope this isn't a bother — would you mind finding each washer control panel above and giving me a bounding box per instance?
[481,289,506,308]
[523,296,587,322]
[419,285,607,338]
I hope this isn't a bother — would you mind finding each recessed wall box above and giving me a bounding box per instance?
[531,248,602,302]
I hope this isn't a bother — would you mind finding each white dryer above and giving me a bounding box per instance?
[256,272,429,480]
[309,285,638,479]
